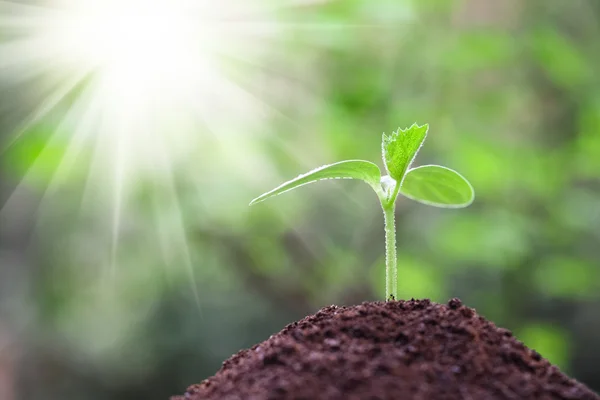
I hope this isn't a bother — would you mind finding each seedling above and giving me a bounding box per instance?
[250,124,474,300]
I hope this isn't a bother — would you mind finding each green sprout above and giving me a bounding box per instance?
[250,124,474,301]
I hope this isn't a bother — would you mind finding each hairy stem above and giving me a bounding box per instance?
[378,177,400,301]
[382,201,397,301]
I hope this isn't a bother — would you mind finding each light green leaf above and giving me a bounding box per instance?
[399,165,474,208]
[382,123,428,181]
[249,160,381,205]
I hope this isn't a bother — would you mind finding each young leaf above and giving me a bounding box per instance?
[382,123,428,182]
[249,160,381,205]
[399,165,474,208]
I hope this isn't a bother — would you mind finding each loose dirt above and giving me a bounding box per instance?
[172,298,599,400]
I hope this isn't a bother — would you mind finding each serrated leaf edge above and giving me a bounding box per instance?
[381,123,429,183]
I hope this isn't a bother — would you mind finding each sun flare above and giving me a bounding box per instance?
[15,0,287,170]
[0,0,310,281]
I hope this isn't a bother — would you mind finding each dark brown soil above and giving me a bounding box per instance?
[172,299,599,400]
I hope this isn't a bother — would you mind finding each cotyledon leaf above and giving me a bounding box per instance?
[399,164,474,208]
[249,160,382,205]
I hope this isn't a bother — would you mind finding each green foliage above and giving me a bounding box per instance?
[251,123,474,300]
[251,123,473,210]
[535,256,600,300]
[10,1,600,394]
[4,125,82,186]
[399,165,474,208]
[530,26,591,88]
[249,160,382,205]
[518,324,570,370]
[382,123,428,182]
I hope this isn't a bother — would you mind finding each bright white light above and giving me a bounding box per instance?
[0,0,292,151]
[55,1,209,100]
[0,0,345,292]
[0,0,299,277]
[33,0,275,165]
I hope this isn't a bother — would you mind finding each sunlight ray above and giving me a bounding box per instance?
[109,130,127,280]
[43,83,103,198]
[0,0,388,299]
[150,137,203,313]
[0,78,98,219]
[17,82,102,231]
[1,68,92,152]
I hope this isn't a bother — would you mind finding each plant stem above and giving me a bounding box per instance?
[383,203,397,301]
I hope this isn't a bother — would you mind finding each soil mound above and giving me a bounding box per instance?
[172,299,599,400]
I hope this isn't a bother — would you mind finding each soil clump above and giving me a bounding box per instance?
[172,298,599,400]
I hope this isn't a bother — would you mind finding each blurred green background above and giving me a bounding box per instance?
[1,0,599,399]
